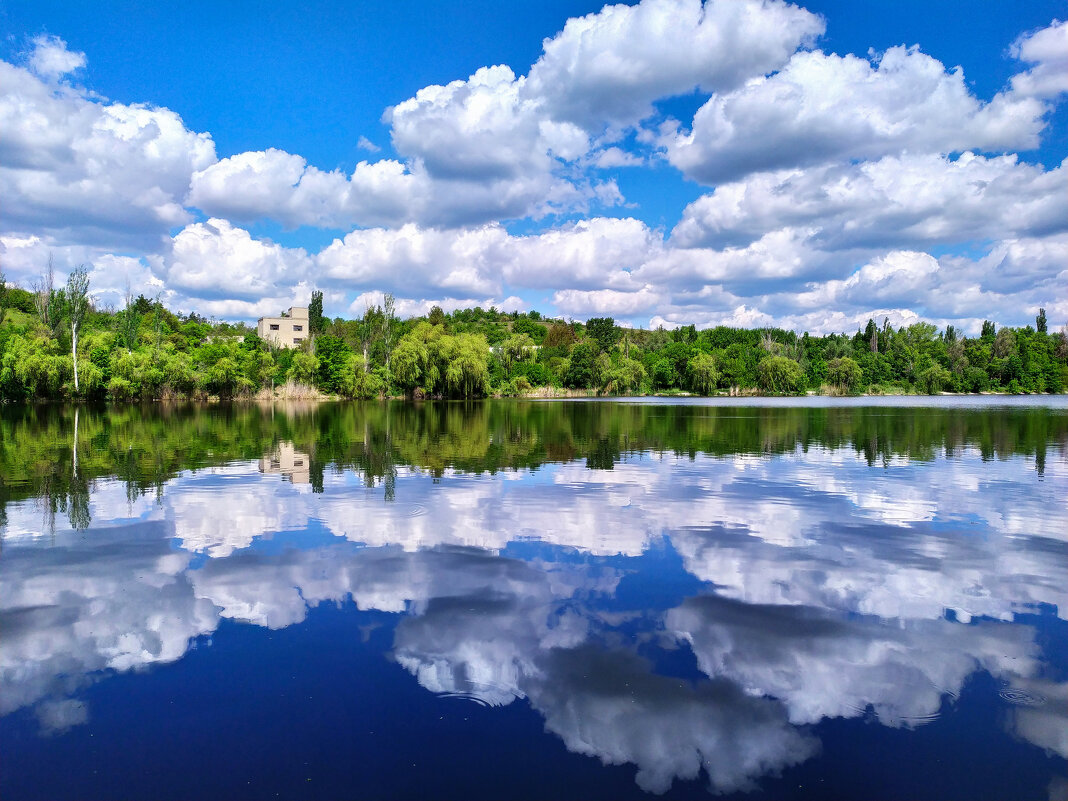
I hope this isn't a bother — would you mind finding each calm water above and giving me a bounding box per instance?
[1,399,1066,800]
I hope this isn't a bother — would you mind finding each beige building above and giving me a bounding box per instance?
[257,306,309,348]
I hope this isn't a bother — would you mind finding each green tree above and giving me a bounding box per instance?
[314,334,353,394]
[288,351,320,385]
[993,328,1017,359]
[918,364,952,394]
[585,317,619,352]
[444,333,490,397]
[564,341,596,388]
[1036,308,1047,334]
[606,357,646,393]
[827,356,863,393]
[688,352,719,395]
[309,290,325,337]
[501,333,536,369]
[757,356,805,394]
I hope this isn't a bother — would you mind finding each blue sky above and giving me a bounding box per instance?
[1,0,1065,332]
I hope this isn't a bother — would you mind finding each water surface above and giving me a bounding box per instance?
[1,399,1066,800]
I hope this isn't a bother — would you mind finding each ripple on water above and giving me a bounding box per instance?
[998,687,1047,707]
[436,692,493,707]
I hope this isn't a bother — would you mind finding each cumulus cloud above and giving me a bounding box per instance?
[1009,19,1068,100]
[505,216,655,290]
[666,47,1048,184]
[317,223,508,297]
[781,240,1068,327]
[0,42,215,251]
[671,153,1068,250]
[163,217,312,303]
[25,34,86,81]
[175,0,825,230]
[188,149,421,229]
[525,0,824,130]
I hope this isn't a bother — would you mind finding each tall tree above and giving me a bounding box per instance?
[586,317,619,352]
[309,290,325,336]
[65,266,91,392]
[1036,308,1047,334]
[865,318,878,353]
[119,282,141,350]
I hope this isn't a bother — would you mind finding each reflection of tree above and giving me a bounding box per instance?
[16,407,93,535]
[1,401,1065,515]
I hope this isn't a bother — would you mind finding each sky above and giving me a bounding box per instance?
[1,0,1066,334]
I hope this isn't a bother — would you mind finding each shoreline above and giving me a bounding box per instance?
[4,389,1065,406]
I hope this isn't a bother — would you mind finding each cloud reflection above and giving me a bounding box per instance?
[1,431,1065,792]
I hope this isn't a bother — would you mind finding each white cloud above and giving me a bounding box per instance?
[667,47,1049,184]
[0,62,215,252]
[25,34,86,81]
[671,153,1068,250]
[1009,19,1068,100]
[182,0,825,230]
[553,286,665,318]
[526,0,824,130]
[505,216,655,290]
[348,292,526,319]
[163,218,312,301]
[188,148,422,229]
[356,135,381,153]
[317,223,508,297]
[780,239,1068,328]
[593,147,643,168]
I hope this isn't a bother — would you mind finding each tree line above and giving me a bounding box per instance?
[1,269,1065,401]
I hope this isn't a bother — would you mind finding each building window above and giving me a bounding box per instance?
[293,324,303,331]
[293,338,304,344]
[269,324,280,330]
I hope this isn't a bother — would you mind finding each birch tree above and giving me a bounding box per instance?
[66,266,91,392]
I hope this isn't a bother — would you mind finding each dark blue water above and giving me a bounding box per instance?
[1,399,1066,800]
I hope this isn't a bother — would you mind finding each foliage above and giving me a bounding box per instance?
[827,357,863,393]
[585,317,619,352]
[0,273,1064,400]
[757,356,805,394]
[309,290,325,336]
[688,352,719,395]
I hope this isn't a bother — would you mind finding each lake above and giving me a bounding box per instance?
[1,398,1066,800]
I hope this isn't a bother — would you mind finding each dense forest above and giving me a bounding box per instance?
[1,268,1065,401]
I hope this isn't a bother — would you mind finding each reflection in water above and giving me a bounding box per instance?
[1,400,1066,798]
[258,441,311,484]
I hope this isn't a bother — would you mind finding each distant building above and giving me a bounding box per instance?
[258,442,310,484]
[257,306,308,348]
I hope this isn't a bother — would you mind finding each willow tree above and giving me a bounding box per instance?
[66,266,91,392]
